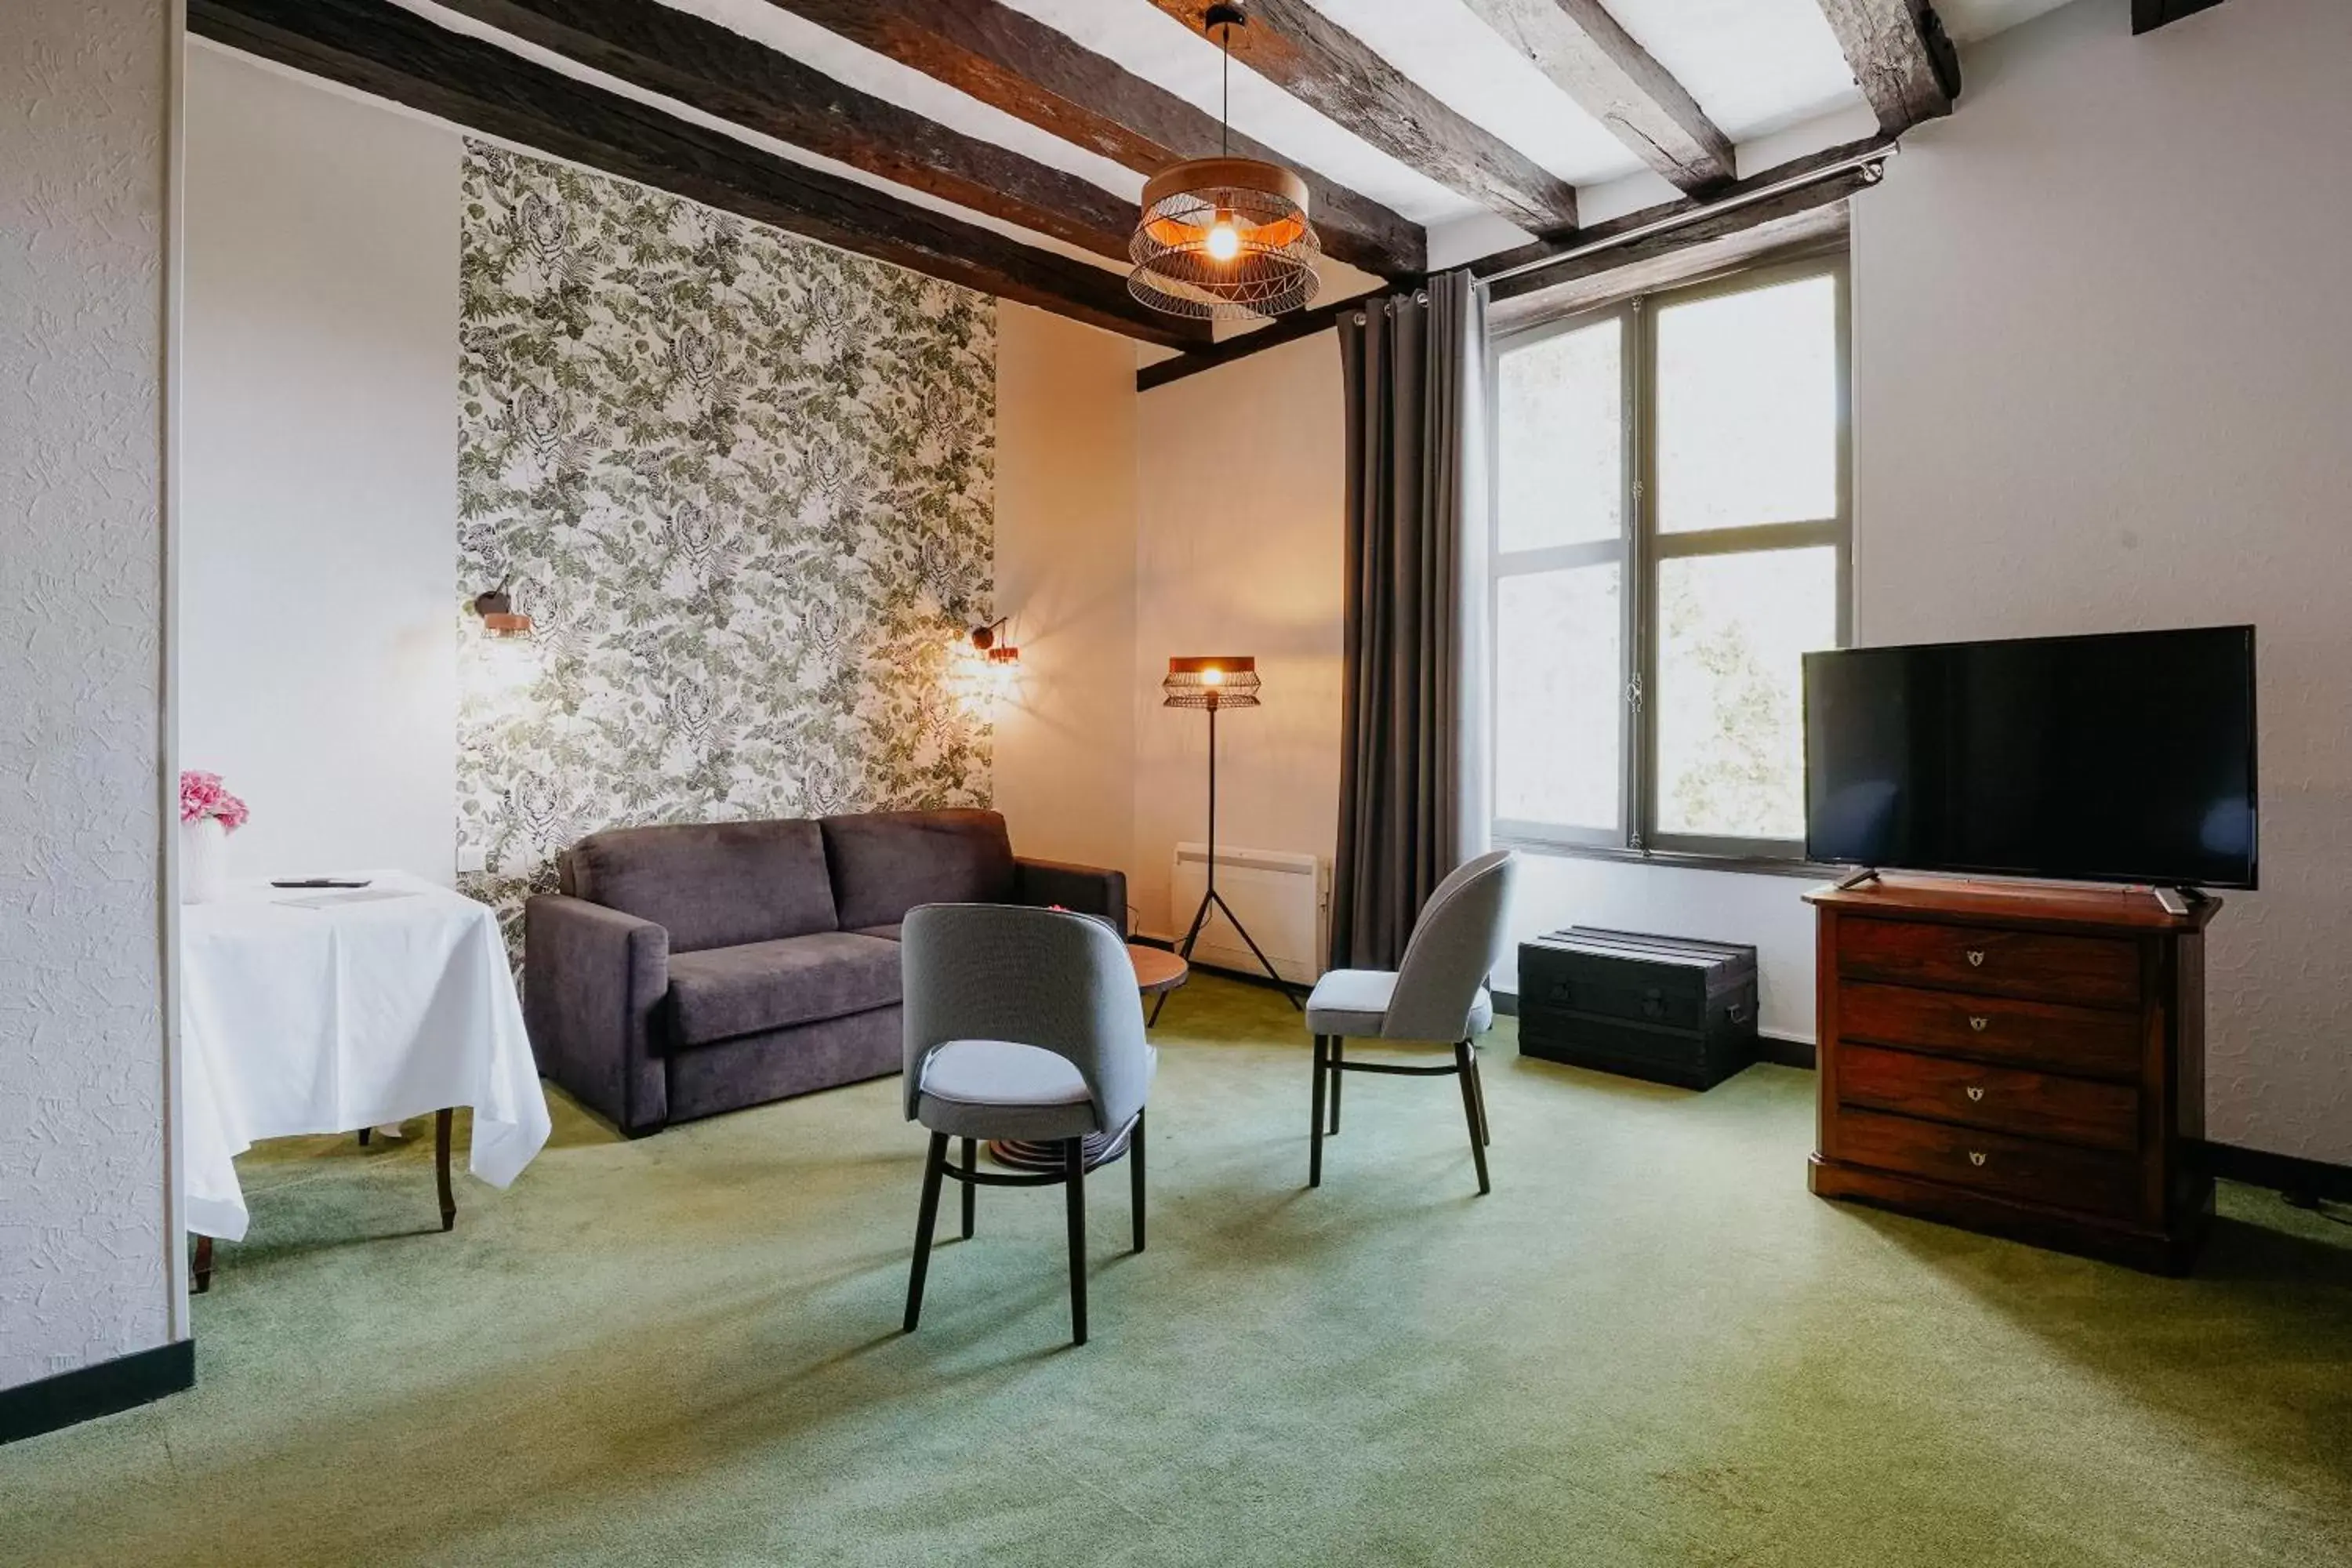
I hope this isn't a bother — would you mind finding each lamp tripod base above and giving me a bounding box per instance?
[1152,886,1304,1025]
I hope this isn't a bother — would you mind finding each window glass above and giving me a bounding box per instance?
[1495,564,1621,833]
[1655,275,1838,534]
[1654,546,1841,840]
[1496,318,1623,553]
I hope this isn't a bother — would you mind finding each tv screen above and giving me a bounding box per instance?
[1803,626,2257,889]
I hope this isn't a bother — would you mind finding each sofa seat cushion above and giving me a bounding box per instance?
[568,818,837,953]
[666,932,902,1048]
[852,924,902,943]
[819,809,1017,932]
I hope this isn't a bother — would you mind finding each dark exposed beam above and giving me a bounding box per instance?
[436,0,1137,263]
[188,0,1209,348]
[1474,136,1892,281]
[1462,0,1733,194]
[1814,1,1962,134]
[2133,0,2227,33]
[1143,0,1580,231]
[757,0,1425,279]
[1136,289,1388,392]
[1483,161,1880,318]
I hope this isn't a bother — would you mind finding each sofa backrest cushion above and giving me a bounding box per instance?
[820,809,1017,931]
[566,818,837,953]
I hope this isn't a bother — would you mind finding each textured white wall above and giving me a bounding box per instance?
[180,45,463,886]
[991,304,1142,889]
[0,0,176,1389]
[1853,0,2352,1162]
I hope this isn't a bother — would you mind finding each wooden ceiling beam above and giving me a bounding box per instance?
[1143,0,1580,231]
[2132,0,2227,33]
[1462,0,1733,194]
[434,0,1138,264]
[1472,136,1891,282]
[187,0,1210,348]
[757,0,1426,279]
[1813,1,1962,134]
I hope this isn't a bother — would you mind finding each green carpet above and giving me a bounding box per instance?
[6,974,2349,1566]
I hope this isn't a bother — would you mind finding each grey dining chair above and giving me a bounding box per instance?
[900,902,1154,1346]
[1305,850,1518,1195]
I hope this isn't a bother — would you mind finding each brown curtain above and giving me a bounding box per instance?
[1331,270,1475,969]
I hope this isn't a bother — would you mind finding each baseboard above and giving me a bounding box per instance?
[2196,1140,2352,1203]
[0,1338,194,1446]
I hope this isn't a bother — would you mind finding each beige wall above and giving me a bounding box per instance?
[991,305,1142,897]
[1131,331,1348,940]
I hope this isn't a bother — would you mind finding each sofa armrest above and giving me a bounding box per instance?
[523,894,672,1137]
[1014,857,1130,938]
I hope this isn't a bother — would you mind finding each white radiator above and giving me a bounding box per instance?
[1168,843,1328,985]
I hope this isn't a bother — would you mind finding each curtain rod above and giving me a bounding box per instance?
[1476,141,1898,292]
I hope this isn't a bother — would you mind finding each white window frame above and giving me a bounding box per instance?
[1485,252,1853,873]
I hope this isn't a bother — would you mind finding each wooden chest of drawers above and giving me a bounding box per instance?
[1806,877,2216,1274]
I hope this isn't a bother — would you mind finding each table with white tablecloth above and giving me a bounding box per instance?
[180,872,551,1250]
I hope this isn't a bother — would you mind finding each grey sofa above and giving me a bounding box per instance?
[522,809,1127,1137]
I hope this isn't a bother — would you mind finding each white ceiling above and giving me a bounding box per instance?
[381,0,2084,301]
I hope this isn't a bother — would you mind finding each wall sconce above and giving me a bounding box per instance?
[473,584,532,638]
[969,615,1019,668]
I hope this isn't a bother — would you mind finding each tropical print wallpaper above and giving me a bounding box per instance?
[455,141,997,950]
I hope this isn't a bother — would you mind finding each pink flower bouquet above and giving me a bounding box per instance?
[179,771,249,834]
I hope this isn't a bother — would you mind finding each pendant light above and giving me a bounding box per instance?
[1129,3,1322,321]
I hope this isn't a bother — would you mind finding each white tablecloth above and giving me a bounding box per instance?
[181,872,551,1241]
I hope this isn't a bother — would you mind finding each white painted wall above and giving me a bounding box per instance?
[0,0,175,1392]
[992,303,1142,892]
[1853,0,2352,1162]
[179,44,462,885]
[1133,331,1348,942]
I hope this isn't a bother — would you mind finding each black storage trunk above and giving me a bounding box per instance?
[1516,927,1759,1090]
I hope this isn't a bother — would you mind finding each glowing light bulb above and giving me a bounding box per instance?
[1204,214,1241,263]
[1202,666,1225,687]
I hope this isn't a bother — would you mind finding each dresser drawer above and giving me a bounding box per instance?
[1838,917,2141,1009]
[1833,1107,2143,1220]
[1838,1044,2140,1153]
[1838,982,2143,1080]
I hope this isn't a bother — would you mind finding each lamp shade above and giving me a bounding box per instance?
[1163,655,1260,710]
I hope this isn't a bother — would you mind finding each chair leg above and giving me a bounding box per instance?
[903,1131,949,1333]
[1455,1040,1491,1196]
[1468,1047,1491,1148]
[435,1108,457,1232]
[1308,1035,1329,1189]
[960,1136,976,1240]
[1129,1108,1147,1254]
[192,1235,213,1294]
[1064,1137,1088,1346]
[1328,1040,1344,1135]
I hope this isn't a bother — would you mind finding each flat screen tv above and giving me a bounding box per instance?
[1803,626,2257,889]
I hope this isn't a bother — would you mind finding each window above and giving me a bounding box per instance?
[1488,256,1850,864]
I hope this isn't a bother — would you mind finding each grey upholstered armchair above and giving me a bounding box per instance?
[899,902,1154,1347]
[1305,850,1518,1195]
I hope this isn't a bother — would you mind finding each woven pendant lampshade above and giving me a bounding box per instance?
[1129,5,1321,321]
[1162,655,1261,710]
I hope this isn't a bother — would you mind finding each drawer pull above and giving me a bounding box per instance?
[1966,949,1987,967]
[1965,1086,1985,1102]
[1968,1151,1987,1167]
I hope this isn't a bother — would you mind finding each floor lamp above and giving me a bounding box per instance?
[1159,656,1302,1022]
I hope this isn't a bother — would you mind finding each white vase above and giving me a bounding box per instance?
[181,818,230,905]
